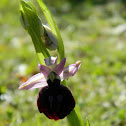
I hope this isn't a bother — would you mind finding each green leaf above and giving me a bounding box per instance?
[86,117,90,126]
[27,26,50,64]
[67,107,83,126]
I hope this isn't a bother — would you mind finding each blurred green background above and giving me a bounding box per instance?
[0,0,126,125]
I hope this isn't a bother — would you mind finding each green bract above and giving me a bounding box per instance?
[19,0,50,64]
[20,0,44,38]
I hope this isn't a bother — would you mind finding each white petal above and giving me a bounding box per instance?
[18,73,47,90]
[59,61,81,81]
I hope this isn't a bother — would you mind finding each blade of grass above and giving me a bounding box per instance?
[86,117,90,126]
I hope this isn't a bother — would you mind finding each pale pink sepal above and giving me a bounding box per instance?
[44,56,57,66]
[38,64,51,77]
[53,58,66,75]
[18,73,48,90]
[59,61,81,81]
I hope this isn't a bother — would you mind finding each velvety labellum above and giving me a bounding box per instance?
[37,78,75,121]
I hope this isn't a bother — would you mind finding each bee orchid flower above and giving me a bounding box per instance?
[18,56,81,120]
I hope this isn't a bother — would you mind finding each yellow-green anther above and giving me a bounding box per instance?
[47,71,60,82]
[42,25,58,51]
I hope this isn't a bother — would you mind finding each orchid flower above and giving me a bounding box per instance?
[18,56,81,120]
[19,56,81,90]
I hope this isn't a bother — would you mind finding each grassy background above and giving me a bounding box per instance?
[0,0,126,125]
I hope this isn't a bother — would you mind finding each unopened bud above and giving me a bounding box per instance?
[42,25,58,51]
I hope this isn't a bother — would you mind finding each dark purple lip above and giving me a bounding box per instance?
[37,78,75,120]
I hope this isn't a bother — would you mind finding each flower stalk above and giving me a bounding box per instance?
[19,0,83,125]
[36,1,83,125]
